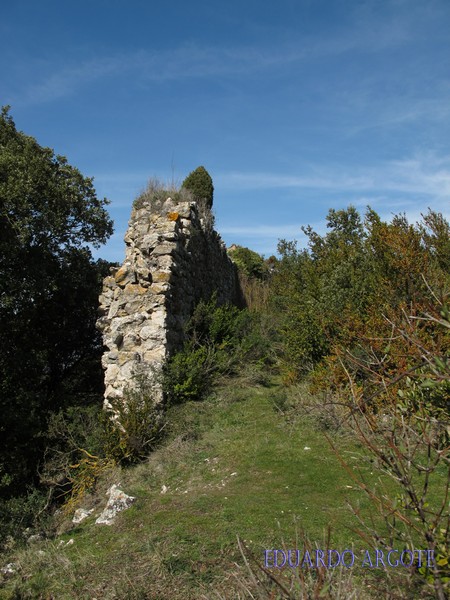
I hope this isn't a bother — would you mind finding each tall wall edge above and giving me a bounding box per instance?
[96,194,241,408]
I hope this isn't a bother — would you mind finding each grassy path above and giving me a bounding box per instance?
[0,383,385,599]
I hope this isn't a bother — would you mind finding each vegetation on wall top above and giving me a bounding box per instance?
[181,165,214,209]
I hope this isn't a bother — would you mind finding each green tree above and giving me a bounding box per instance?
[181,165,214,209]
[227,245,268,279]
[271,206,450,382]
[0,107,113,498]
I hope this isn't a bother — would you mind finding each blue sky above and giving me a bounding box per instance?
[2,0,449,261]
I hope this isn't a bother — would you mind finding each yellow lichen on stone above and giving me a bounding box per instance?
[124,283,148,295]
[167,211,179,222]
[114,265,129,284]
[152,271,171,283]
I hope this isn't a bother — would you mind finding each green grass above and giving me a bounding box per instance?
[0,382,421,598]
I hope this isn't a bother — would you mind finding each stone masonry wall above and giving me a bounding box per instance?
[96,193,240,408]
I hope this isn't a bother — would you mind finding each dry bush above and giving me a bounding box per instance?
[328,297,450,600]
[238,271,270,312]
[133,177,193,211]
[206,532,398,600]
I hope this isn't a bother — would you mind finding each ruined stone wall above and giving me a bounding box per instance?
[97,193,240,408]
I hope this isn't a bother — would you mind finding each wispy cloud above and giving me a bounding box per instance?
[19,57,123,105]
[216,172,374,192]
[216,153,450,202]
[217,223,313,257]
[95,155,450,262]
[10,9,418,107]
[220,223,307,238]
[343,85,450,135]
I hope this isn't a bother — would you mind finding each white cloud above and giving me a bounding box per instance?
[216,153,450,204]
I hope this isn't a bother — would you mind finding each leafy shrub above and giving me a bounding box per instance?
[333,300,450,598]
[164,296,271,405]
[44,405,106,467]
[38,374,165,515]
[37,404,113,516]
[163,345,215,405]
[271,208,450,382]
[228,245,268,279]
[181,165,214,209]
[0,488,48,550]
[104,372,166,464]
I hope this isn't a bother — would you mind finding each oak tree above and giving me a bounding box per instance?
[0,107,113,497]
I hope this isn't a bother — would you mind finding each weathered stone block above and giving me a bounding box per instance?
[123,283,148,296]
[152,243,175,256]
[152,270,171,283]
[114,265,134,285]
[150,282,170,295]
[141,233,160,250]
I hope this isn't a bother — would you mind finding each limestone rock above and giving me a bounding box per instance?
[72,508,94,524]
[1,563,17,579]
[114,265,134,286]
[95,485,136,525]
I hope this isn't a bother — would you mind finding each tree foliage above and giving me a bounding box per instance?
[331,292,450,598]
[271,206,450,595]
[227,245,268,279]
[271,206,450,382]
[163,295,271,405]
[181,165,214,209]
[0,107,113,499]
